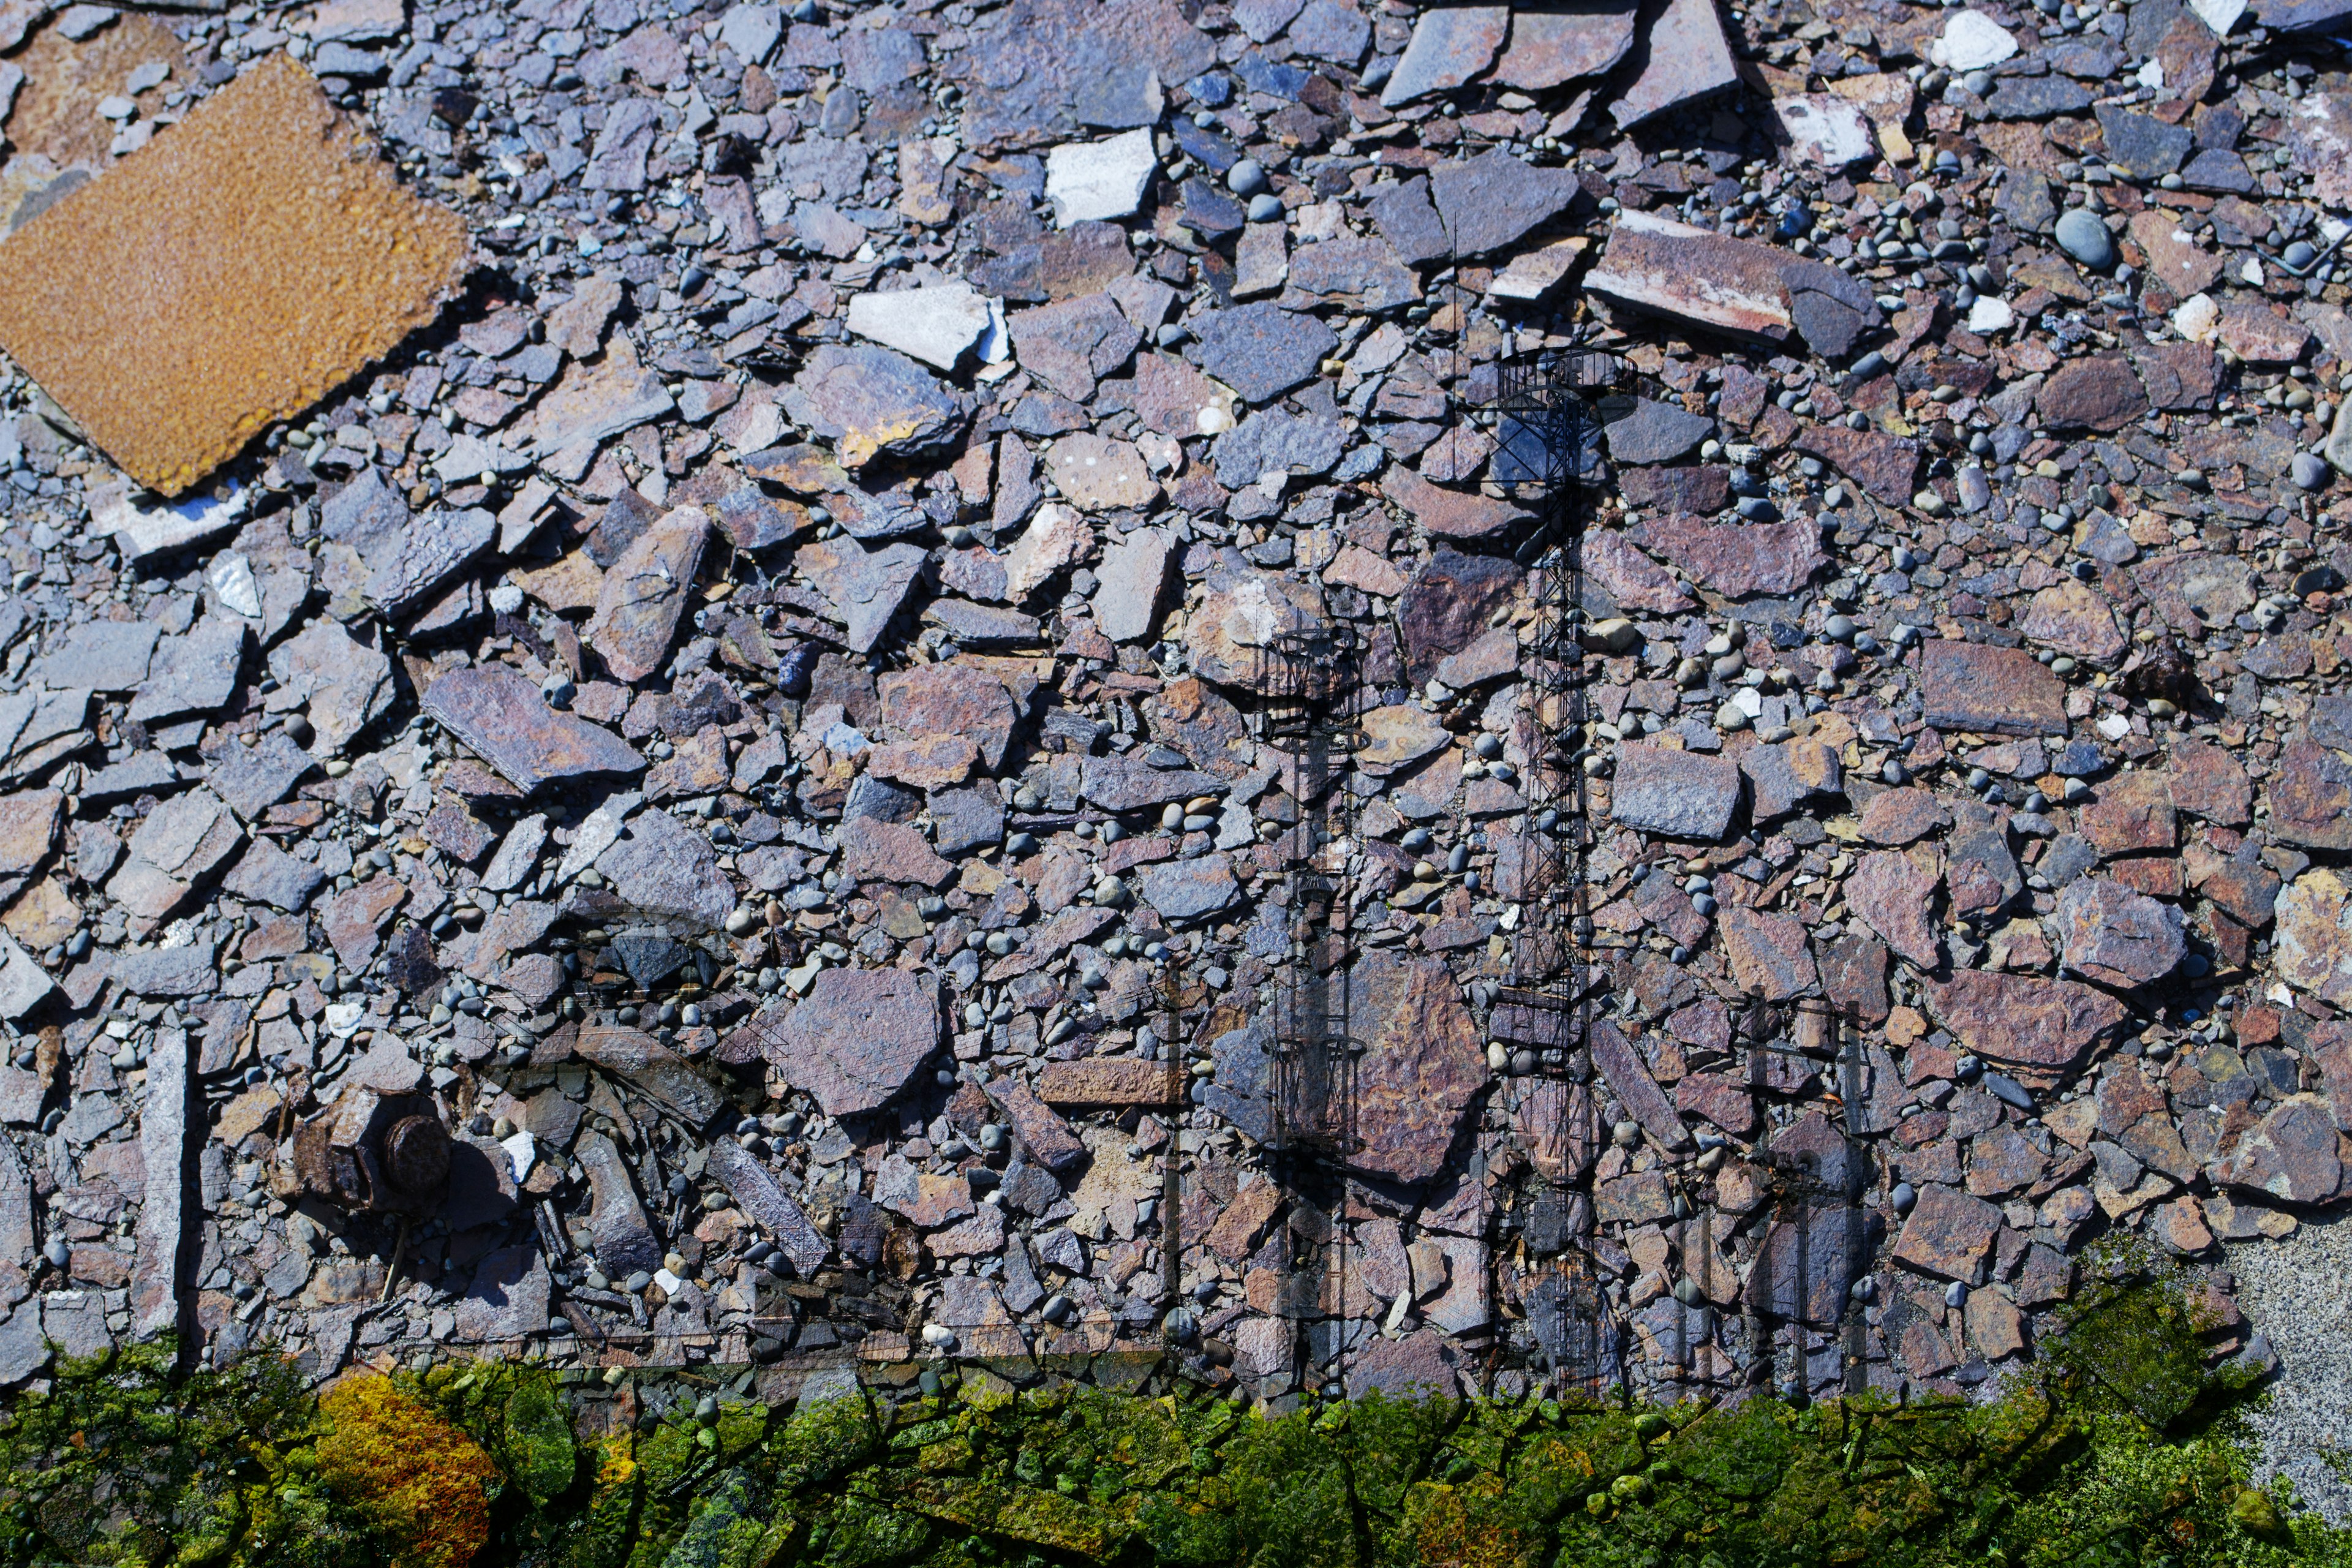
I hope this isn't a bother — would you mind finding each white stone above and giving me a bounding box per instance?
[206,551,263,618]
[1044,128,1157,227]
[1935,10,2018,70]
[717,1,782,63]
[2188,0,2247,34]
[89,477,249,561]
[2241,256,2266,286]
[2135,57,2165,89]
[845,282,994,371]
[0,932,52,1021]
[1773,94,1874,167]
[2173,292,2220,342]
[1490,237,1589,301]
[1967,295,2016,333]
[653,1267,684,1293]
[502,1129,538,1183]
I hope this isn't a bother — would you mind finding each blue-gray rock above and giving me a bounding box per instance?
[1211,405,1345,486]
[1188,301,1337,403]
[1139,854,1241,921]
[1605,398,1714,466]
[2095,105,2193,181]
[2177,148,2254,193]
[1985,73,2093,118]
[1428,147,1581,257]
[2054,207,2116,269]
[2293,451,2332,491]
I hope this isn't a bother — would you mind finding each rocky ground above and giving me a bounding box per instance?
[0,0,2346,1428]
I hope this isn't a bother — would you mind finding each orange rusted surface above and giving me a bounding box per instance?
[0,55,469,496]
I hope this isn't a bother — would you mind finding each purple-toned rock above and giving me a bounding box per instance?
[1345,951,1489,1186]
[1608,743,1741,840]
[1926,970,2132,1078]
[423,667,646,793]
[1638,515,1824,597]
[2216,1099,2343,1206]
[760,968,941,1116]
[2056,878,2185,986]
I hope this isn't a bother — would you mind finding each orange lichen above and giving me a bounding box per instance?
[315,1372,499,1568]
[0,54,468,496]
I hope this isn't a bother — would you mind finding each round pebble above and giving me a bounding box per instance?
[2294,451,2332,491]
[2054,207,2117,270]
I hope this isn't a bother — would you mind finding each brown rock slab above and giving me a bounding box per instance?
[2275,869,2352,1008]
[2216,1098,2343,1206]
[2268,741,2352,853]
[1590,1016,1692,1153]
[1926,970,2132,1078]
[2133,552,2255,635]
[1344,951,1489,1186]
[1847,848,1944,970]
[1046,432,1159,511]
[1793,423,1921,506]
[983,1072,1088,1172]
[880,661,1019,770]
[421,666,646,793]
[1858,787,1948,846]
[1920,640,2067,736]
[587,505,709,684]
[1719,907,1817,1000]
[1891,1183,2003,1281]
[1381,463,1531,540]
[2081,770,2175,854]
[840,816,957,889]
[2019,578,2127,664]
[1036,1059,1182,1106]
[2035,355,2148,432]
[1586,529,1695,612]
[2128,208,2226,296]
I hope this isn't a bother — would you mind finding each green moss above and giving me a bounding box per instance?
[7,1267,2351,1568]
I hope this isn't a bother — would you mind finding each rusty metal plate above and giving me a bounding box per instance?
[0,55,467,496]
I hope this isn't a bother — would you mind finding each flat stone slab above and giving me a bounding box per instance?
[1188,302,1337,404]
[758,967,941,1116]
[1044,128,1156,226]
[846,281,997,371]
[1919,640,2068,736]
[423,666,646,793]
[1609,742,1741,840]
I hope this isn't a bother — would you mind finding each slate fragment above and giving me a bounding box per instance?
[421,666,647,793]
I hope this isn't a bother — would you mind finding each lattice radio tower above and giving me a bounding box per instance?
[1257,624,1365,1397]
[1475,346,1619,1397]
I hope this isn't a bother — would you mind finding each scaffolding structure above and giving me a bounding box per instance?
[1256,623,1366,1395]
[1738,997,1871,1403]
[1474,348,1618,1396]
